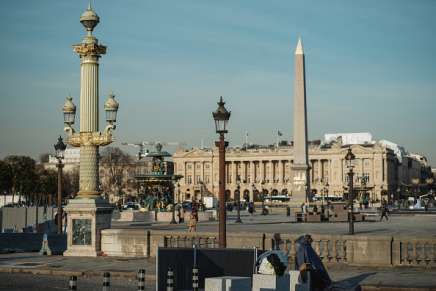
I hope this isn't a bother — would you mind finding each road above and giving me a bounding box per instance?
[113,210,436,238]
[0,272,156,291]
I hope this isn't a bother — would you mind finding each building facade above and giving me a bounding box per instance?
[173,135,430,203]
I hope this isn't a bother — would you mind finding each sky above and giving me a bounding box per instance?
[0,0,435,166]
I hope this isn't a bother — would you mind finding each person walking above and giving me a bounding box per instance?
[188,213,197,232]
[380,199,389,221]
[177,207,184,223]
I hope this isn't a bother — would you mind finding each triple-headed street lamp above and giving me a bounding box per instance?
[212,96,231,248]
[345,147,356,235]
[54,136,67,234]
[235,175,242,223]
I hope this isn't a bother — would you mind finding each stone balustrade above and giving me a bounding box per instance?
[393,237,436,267]
[100,229,436,268]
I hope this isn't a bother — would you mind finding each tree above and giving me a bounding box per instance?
[35,165,57,206]
[39,153,50,163]
[63,167,79,199]
[0,160,12,196]
[4,155,38,204]
[100,147,133,201]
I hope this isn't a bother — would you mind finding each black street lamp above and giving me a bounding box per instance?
[235,175,242,223]
[212,96,231,248]
[170,183,177,224]
[54,136,67,234]
[261,181,267,215]
[322,180,329,209]
[345,147,356,235]
[177,183,181,204]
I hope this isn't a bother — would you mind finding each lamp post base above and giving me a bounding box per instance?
[63,197,113,257]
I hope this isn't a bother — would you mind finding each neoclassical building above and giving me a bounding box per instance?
[172,134,430,203]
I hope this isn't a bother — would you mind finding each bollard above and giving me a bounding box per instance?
[192,266,199,291]
[166,267,174,291]
[69,275,77,291]
[103,272,110,291]
[137,269,146,291]
[39,233,52,256]
[286,206,291,217]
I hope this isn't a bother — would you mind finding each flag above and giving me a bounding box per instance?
[278,130,283,136]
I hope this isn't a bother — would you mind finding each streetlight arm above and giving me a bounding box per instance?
[64,125,76,136]
[66,132,114,147]
[104,123,116,135]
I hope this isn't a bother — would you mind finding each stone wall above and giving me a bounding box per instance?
[1,207,56,232]
[100,229,436,268]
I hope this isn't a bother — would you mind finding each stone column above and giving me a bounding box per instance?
[232,161,237,184]
[77,50,100,197]
[261,161,265,182]
[271,161,276,183]
[318,160,322,182]
[250,161,255,183]
[241,162,246,183]
[278,160,283,184]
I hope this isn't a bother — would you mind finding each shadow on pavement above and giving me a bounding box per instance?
[333,272,376,290]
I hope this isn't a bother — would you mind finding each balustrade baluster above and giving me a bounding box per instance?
[327,240,333,262]
[413,242,419,265]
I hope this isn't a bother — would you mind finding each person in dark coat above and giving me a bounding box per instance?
[380,199,389,221]
[295,234,332,291]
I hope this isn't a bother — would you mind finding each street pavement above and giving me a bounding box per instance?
[113,210,436,238]
[0,272,155,291]
[1,253,436,290]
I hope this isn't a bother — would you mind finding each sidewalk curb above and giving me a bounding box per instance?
[0,267,155,281]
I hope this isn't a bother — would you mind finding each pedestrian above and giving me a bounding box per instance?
[248,202,254,216]
[188,213,197,232]
[177,207,184,223]
[380,200,389,221]
[191,202,198,222]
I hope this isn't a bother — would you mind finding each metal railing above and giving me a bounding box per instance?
[163,235,217,248]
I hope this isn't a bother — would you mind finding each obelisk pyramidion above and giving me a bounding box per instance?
[291,37,310,204]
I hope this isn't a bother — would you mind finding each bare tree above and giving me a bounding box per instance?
[100,147,133,201]
[63,167,79,199]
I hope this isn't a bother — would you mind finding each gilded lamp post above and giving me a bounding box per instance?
[62,4,119,257]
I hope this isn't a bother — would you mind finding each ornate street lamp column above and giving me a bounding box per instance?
[62,4,119,257]
[212,97,231,248]
[235,175,242,223]
[345,148,356,235]
[54,136,67,234]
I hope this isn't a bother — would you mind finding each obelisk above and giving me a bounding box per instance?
[291,37,310,204]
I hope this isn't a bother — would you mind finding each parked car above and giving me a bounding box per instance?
[182,200,192,211]
[123,202,140,210]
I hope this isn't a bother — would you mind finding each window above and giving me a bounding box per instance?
[205,163,210,169]
[196,163,201,169]
[187,164,192,169]
[205,175,210,184]
[187,175,192,184]
[196,175,201,184]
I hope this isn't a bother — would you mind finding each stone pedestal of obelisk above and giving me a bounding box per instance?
[291,37,310,205]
